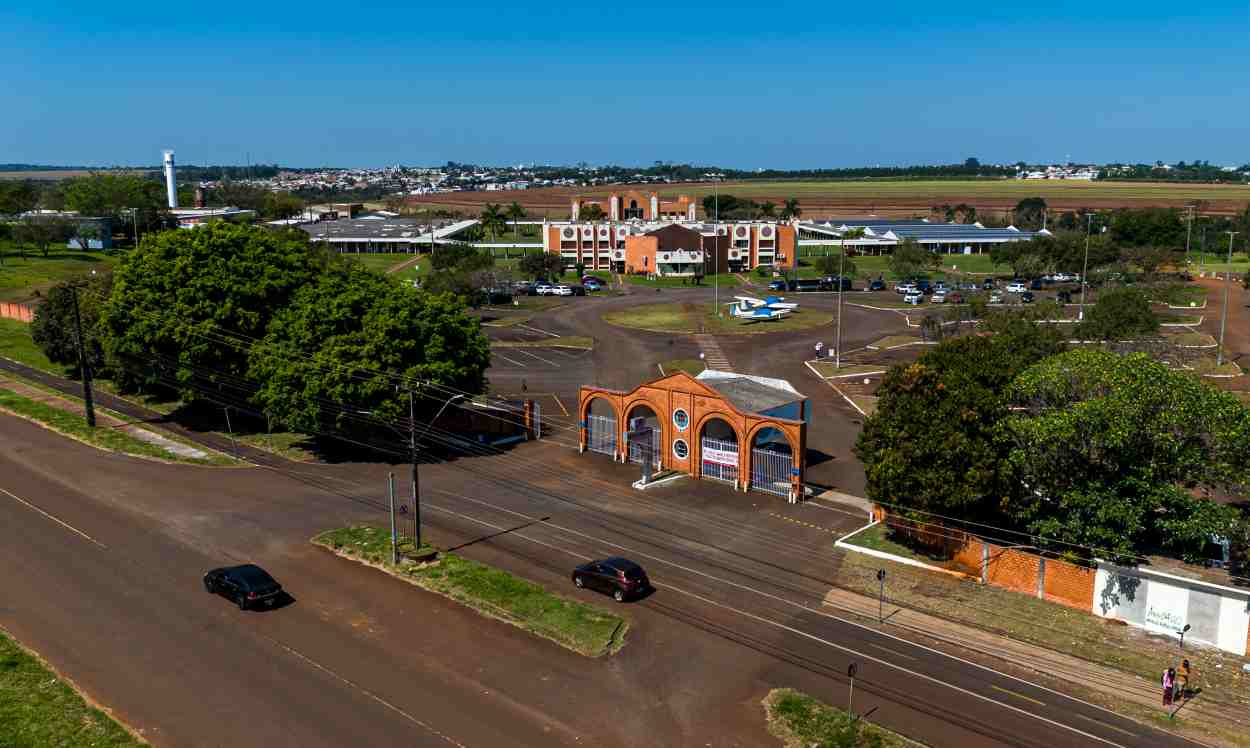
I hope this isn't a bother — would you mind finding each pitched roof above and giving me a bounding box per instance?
[697,373,804,414]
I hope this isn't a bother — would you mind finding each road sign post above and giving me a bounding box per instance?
[876,569,887,624]
[847,662,858,717]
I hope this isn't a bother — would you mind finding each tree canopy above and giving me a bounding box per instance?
[1077,288,1158,341]
[518,250,562,281]
[888,238,938,279]
[31,272,113,377]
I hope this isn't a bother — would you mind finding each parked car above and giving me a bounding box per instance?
[989,291,1003,303]
[788,278,828,292]
[931,290,948,303]
[552,284,573,296]
[534,283,553,295]
[895,282,917,295]
[904,292,924,305]
[572,557,650,602]
[824,276,853,291]
[584,279,603,291]
[946,291,964,304]
[1020,291,1036,304]
[933,280,949,292]
[1005,281,1028,293]
[580,275,598,285]
[1052,271,1076,282]
[960,282,979,291]
[204,564,284,610]
[569,285,587,296]
[981,279,996,290]
[868,279,887,291]
[1029,278,1044,290]
[1057,289,1073,304]
[767,279,787,291]
[914,279,933,294]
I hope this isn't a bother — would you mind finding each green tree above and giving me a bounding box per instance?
[479,203,507,240]
[854,322,1066,523]
[100,223,326,397]
[1077,288,1158,341]
[61,173,166,223]
[1109,207,1185,248]
[423,243,494,302]
[1006,349,1247,559]
[261,192,304,220]
[580,203,606,222]
[1013,197,1047,230]
[249,259,490,437]
[30,272,114,377]
[758,201,777,219]
[817,253,856,278]
[702,194,741,219]
[888,237,938,279]
[1123,245,1179,275]
[0,181,40,215]
[780,198,802,221]
[518,251,562,281]
[505,202,526,239]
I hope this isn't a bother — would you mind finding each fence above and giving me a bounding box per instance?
[750,447,791,497]
[587,415,616,457]
[628,428,661,469]
[701,437,739,485]
[0,302,33,322]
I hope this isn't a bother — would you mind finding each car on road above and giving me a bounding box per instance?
[572,557,650,602]
[868,279,886,291]
[1005,281,1028,293]
[903,292,924,305]
[767,279,787,291]
[1020,291,1035,304]
[931,290,947,303]
[204,564,284,610]
[534,282,553,295]
[552,284,573,296]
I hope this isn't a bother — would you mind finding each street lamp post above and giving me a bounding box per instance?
[407,390,464,549]
[1218,232,1238,366]
[1184,205,1194,268]
[1079,212,1094,320]
[714,179,721,317]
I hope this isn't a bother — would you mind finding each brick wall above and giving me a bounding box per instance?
[0,302,33,323]
[1041,556,1096,610]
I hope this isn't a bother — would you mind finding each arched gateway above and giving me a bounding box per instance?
[578,370,808,501]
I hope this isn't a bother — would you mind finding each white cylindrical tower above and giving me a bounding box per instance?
[162,150,177,208]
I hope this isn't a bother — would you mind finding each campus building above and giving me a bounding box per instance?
[543,220,797,275]
[571,190,697,222]
[797,218,1045,255]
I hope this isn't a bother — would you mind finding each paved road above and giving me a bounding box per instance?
[0,411,1205,747]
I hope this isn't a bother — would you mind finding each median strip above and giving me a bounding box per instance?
[312,526,628,657]
[763,688,925,747]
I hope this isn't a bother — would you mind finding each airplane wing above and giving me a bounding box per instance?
[734,296,764,306]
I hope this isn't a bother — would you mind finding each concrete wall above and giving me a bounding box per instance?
[1093,563,1250,655]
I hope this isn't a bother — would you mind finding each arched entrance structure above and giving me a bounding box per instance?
[579,370,808,501]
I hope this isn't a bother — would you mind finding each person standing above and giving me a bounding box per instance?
[1162,667,1176,707]
[1178,659,1191,700]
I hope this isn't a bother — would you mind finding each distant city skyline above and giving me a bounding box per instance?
[3,1,1248,169]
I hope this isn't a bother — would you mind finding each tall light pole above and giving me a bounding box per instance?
[407,390,464,549]
[714,178,721,316]
[1184,205,1195,268]
[1079,212,1094,320]
[835,228,864,369]
[1218,232,1238,366]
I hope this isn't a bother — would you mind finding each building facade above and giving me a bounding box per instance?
[571,190,697,222]
[544,220,797,275]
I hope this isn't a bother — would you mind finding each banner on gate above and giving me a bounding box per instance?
[702,445,738,467]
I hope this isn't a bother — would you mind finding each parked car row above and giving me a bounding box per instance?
[766,277,853,293]
[512,276,606,297]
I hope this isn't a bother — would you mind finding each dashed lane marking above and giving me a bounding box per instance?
[518,324,561,338]
[493,353,528,368]
[991,684,1046,708]
[512,349,558,367]
[868,642,916,661]
[0,486,107,549]
[1069,712,1140,739]
[766,511,843,535]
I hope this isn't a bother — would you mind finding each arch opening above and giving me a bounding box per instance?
[625,404,662,468]
[750,425,794,497]
[585,396,618,457]
[699,417,739,485]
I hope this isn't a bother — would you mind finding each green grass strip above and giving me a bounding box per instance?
[313,526,628,657]
[0,629,145,747]
[763,688,924,748]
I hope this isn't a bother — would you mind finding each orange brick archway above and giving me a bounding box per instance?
[579,371,806,500]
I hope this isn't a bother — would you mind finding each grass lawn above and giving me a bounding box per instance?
[604,302,833,335]
[492,336,594,350]
[1167,331,1217,347]
[763,688,922,748]
[0,318,62,372]
[658,358,706,376]
[797,252,1012,281]
[347,252,421,274]
[313,526,628,657]
[841,522,947,564]
[0,245,115,303]
[0,629,144,748]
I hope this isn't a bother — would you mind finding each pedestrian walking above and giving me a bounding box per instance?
[1162,667,1175,707]
[1178,659,1191,700]
[521,379,527,394]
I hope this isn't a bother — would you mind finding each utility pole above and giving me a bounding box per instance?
[388,472,398,564]
[68,283,96,428]
[714,179,721,316]
[408,389,421,548]
[1218,232,1238,366]
[1184,205,1195,268]
[835,246,845,369]
[1079,213,1094,320]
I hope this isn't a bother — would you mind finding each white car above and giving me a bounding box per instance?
[534,283,553,295]
[931,290,947,303]
[895,282,917,295]
[903,292,924,305]
[1052,272,1074,282]
[1005,282,1028,293]
[552,284,573,296]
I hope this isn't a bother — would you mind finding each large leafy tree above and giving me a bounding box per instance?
[854,320,1067,522]
[30,272,114,377]
[1013,197,1047,230]
[888,237,938,279]
[480,203,507,240]
[1109,207,1185,248]
[1077,288,1158,341]
[518,250,562,281]
[249,260,490,436]
[0,181,40,215]
[61,174,167,233]
[1006,349,1247,559]
[422,242,495,302]
[100,223,326,396]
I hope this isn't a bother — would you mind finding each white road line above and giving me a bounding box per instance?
[518,325,561,338]
[512,349,558,366]
[0,486,107,549]
[1070,712,1140,739]
[426,489,1171,746]
[492,353,527,368]
[422,498,1123,747]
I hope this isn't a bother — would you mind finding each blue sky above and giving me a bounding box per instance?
[3,1,1248,168]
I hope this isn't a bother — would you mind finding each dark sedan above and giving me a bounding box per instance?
[572,557,650,602]
[204,564,284,610]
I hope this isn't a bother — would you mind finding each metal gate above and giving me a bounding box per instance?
[628,428,662,469]
[586,414,616,456]
[751,447,792,497]
[701,437,739,485]
[532,402,542,440]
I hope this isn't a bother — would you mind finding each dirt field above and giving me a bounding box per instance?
[408,179,1250,219]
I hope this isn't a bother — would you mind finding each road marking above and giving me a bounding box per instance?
[0,486,107,549]
[805,500,872,520]
[518,324,561,338]
[1070,711,1140,739]
[991,684,1046,707]
[549,393,568,416]
[493,353,527,368]
[766,511,841,534]
[512,349,558,366]
[265,636,467,747]
[422,494,1125,747]
[867,642,916,661]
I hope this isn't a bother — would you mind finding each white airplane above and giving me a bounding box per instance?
[726,299,792,321]
[732,295,799,311]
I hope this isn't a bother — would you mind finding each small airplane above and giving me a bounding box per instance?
[732,295,799,311]
[726,299,792,321]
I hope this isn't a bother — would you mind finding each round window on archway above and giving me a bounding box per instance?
[672,408,689,432]
[672,439,689,460]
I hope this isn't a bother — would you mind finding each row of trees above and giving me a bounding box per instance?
[699,195,801,221]
[855,315,1248,562]
[32,224,490,437]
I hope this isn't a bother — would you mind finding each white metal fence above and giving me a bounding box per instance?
[751,447,792,497]
[587,414,616,456]
[701,437,739,485]
[532,403,541,440]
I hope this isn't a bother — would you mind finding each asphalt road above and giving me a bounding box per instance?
[0,410,1206,748]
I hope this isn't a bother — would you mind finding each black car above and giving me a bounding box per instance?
[913,279,932,294]
[1020,291,1035,304]
[570,285,587,296]
[981,278,996,290]
[868,279,886,291]
[572,557,650,602]
[767,279,787,291]
[787,278,828,292]
[1029,278,1044,290]
[824,276,853,291]
[204,564,284,610]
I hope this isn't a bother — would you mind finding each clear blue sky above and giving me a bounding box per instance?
[3,1,1247,169]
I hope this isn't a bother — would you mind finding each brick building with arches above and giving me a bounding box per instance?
[578,370,808,501]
